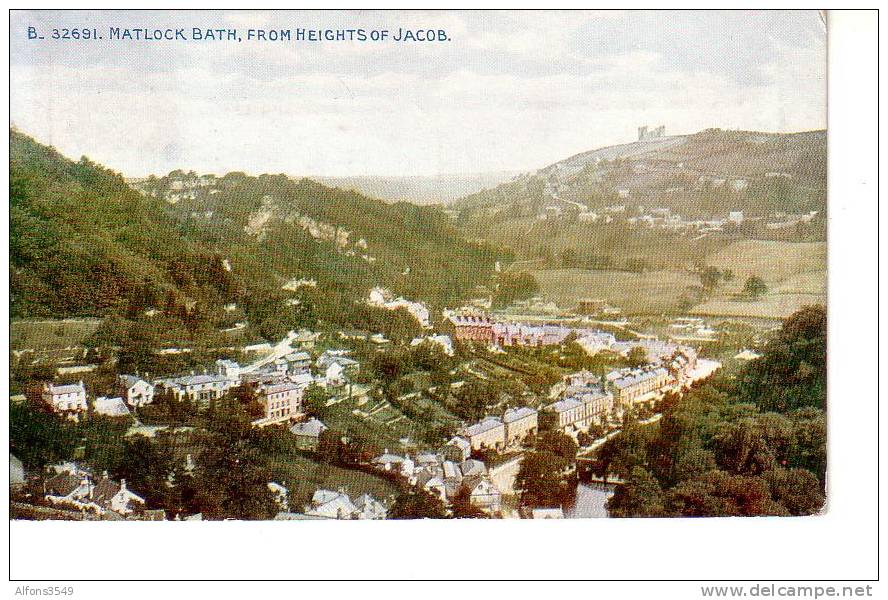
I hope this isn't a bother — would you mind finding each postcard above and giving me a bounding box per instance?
[10,9,827,526]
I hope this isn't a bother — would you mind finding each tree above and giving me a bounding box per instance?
[739,305,826,413]
[699,266,723,292]
[389,489,448,519]
[189,400,278,520]
[594,423,650,480]
[765,468,825,516]
[533,430,578,463]
[667,470,787,517]
[515,450,574,508]
[607,467,666,517]
[625,346,649,368]
[116,433,176,509]
[743,276,768,299]
[316,429,344,464]
[230,383,263,419]
[302,383,330,418]
[451,486,488,518]
[492,271,539,308]
[192,438,278,520]
[10,402,79,470]
[787,408,827,485]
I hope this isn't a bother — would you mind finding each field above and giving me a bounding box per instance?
[265,451,400,509]
[692,240,826,319]
[11,319,102,351]
[692,294,824,319]
[531,268,700,314]
[704,240,826,286]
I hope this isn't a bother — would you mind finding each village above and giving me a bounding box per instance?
[11,284,729,522]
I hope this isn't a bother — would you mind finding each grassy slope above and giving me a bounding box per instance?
[530,268,700,314]
[691,240,826,318]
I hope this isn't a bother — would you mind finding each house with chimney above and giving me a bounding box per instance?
[255,381,306,424]
[116,374,155,407]
[41,381,87,415]
[43,466,145,516]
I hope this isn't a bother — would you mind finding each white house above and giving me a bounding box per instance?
[44,467,145,516]
[290,418,328,449]
[117,375,154,407]
[462,476,502,513]
[155,373,236,406]
[304,489,358,519]
[410,334,455,356]
[353,493,388,520]
[215,359,241,381]
[372,451,416,479]
[42,381,87,414]
[443,436,471,461]
[367,287,431,327]
[92,473,146,516]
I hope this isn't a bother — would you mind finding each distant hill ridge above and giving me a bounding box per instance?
[454,128,826,217]
[315,172,520,205]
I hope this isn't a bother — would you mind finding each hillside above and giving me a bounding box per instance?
[11,130,509,339]
[454,128,826,220]
[10,129,227,319]
[449,128,826,318]
[452,129,826,265]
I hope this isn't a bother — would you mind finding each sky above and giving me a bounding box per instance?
[10,10,827,177]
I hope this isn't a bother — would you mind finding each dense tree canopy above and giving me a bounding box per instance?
[600,306,826,518]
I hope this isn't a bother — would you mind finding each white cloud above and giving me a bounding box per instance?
[10,10,826,177]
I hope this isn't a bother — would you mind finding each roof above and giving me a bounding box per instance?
[612,368,669,389]
[442,461,460,479]
[306,490,357,518]
[45,471,82,497]
[463,417,503,437]
[447,436,471,451]
[285,351,311,361]
[164,374,230,387]
[372,453,407,465]
[460,459,487,477]
[94,396,131,417]
[262,382,302,395]
[91,477,121,505]
[547,397,583,413]
[118,374,148,389]
[45,382,84,395]
[416,453,439,465]
[503,406,537,423]
[290,373,315,385]
[290,418,327,437]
